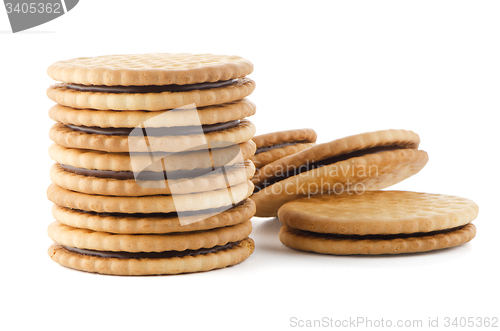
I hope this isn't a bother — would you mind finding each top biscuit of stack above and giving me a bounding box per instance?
[47,53,255,110]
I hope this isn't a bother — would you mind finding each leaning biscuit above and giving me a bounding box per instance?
[251,129,427,217]
[253,129,420,187]
[253,149,428,217]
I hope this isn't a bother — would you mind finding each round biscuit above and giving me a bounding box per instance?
[47,78,255,111]
[278,191,479,235]
[279,224,476,255]
[253,129,421,186]
[47,237,254,275]
[252,149,429,217]
[49,99,256,128]
[47,181,254,213]
[252,128,317,148]
[51,199,256,234]
[48,220,252,252]
[50,161,255,196]
[251,143,315,169]
[48,140,256,172]
[47,53,254,86]
[49,119,256,153]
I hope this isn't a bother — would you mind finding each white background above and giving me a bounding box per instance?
[1,1,499,330]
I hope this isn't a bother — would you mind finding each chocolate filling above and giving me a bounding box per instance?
[60,162,245,181]
[62,241,240,259]
[60,164,211,180]
[65,120,240,137]
[79,203,242,219]
[300,225,466,240]
[255,145,404,191]
[65,79,239,94]
[255,141,306,155]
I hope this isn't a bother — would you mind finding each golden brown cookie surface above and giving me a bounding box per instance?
[47,181,253,213]
[252,148,428,217]
[278,191,479,235]
[277,191,478,255]
[49,119,256,153]
[47,78,255,111]
[52,199,256,234]
[252,128,317,149]
[279,224,476,255]
[253,129,420,187]
[48,140,256,172]
[47,53,254,86]
[48,220,252,252]
[50,160,255,196]
[49,99,256,128]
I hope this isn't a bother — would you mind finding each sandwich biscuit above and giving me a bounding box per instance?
[250,128,317,169]
[252,129,428,217]
[278,191,478,255]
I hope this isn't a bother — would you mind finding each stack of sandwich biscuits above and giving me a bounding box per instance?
[46,53,258,275]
